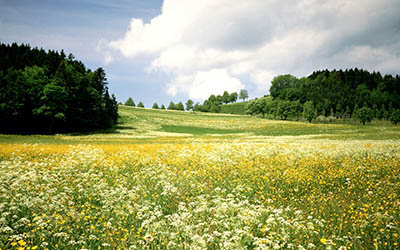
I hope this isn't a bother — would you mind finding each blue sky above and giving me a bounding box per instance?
[0,0,168,106]
[1,0,400,107]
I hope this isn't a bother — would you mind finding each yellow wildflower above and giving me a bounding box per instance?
[18,240,26,246]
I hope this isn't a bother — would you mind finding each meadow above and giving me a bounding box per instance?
[0,106,399,249]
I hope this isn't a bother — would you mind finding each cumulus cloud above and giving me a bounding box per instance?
[96,39,114,64]
[166,69,244,100]
[106,0,400,100]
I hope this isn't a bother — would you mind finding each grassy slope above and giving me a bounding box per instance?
[220,101,248,115]
[1,106,400,250]
[1,105,400,144]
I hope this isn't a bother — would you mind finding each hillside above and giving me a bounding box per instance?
[117,105,400,140]
[220,101,248,115]
[2,105,399,144]
[1,105,400,250]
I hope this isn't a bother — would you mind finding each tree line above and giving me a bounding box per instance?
[246,69,400,125]
[124,89,248,113]
[123,68,400,126]
[0,43,118,134]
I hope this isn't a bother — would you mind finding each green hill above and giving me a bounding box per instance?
[220,101,248,115]
[1,105,400,144]
[112,105,400,141]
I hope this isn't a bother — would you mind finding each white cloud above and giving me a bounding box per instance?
[166,69,244,100]
[106,0,400,100]
[96,39,114,64]
[332,45,400,73]
[250,71,274,91]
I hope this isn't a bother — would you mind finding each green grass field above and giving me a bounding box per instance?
[1,106,400,249]
[220,101,248,115]
[2,105,399,144]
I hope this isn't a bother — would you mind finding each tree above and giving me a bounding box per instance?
[137,102,144,108]
[266,69,400,122]
[270,74,298,99]
[336,103,343,118]
[245,100,257,116]
[185,99,194,111]
[246,98,267,117]
[239,89,249,101]
[168,101,176,110]
[372,104,379,119]
[229,92,238,103]
[176,102,184,111]
[209,103,221,113]
[353,104,359,118]
[355,106,374,125]
[103,92,119,128]
[125,97,135,106]
[193,102,201,112]
[276,100,293,120]
[208,95,217,103]
[35,79,67,133]
[344,106,351,118]
[152,102,159,109]
[381,105,389,120]
[303,101,317,123]
[390,109,400,125]
[200,100,210,112]
[216,95,223,104]
[355,84,371,107]
[222,91,230,104]
[160,104,166,110]
[0,43,118,133]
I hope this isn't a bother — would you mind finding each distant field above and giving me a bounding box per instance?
[2,105,399,144]
[1,106,399,249]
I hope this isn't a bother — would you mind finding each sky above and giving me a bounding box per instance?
[1,0,400,107]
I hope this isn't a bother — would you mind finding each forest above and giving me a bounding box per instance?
[246,69,400,124]
[0,43,118,134]
[125,68,400,124]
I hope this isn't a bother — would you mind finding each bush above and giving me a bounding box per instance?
[355,106,374,125]
[390,109,400,125]
[302,101,317,123]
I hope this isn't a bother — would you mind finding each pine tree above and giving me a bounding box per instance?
[124,97,135,106]
[168,101,176,110]
[176,102,184,111]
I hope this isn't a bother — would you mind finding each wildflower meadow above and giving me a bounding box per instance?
[0,107,399,249]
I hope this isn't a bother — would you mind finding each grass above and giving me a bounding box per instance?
[111,106,400,140]
[1,106,400,249]
[1,105,400,144]
[220,101,248,115]
[160,125,240,135]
